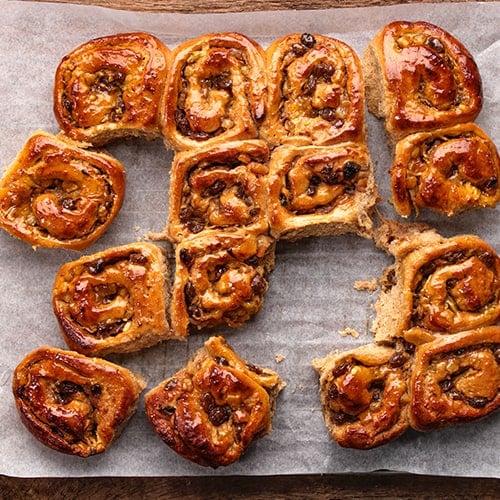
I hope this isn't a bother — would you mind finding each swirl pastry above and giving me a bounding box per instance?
[409,326,500,431]
[161,32,266,151]
[362,21,483,143]
[267,142,377,240]
[313,341,411,449]
[54,32,170,145]
[12,346,146,457]
[145,335,285,467]
[52,242,178,357]
[168,140,270,243]
[391,123,500,217]
[171,231,275,336]
[372,220,500,344]
[0,131,125,250]
[260,33,365,147]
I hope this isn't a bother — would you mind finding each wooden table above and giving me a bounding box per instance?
[2,1,498,497]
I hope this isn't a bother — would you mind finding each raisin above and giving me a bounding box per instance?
[468,396,489,409]
[179,206,193,223]
[328,383,339,400]
[62,94,73,113]
[250,274,267,295]
[214,356,230,366]
[87,258,105,275]
[95,321,125,339]
[179,248,193,267]
[184,281,196,304]
[160,405,176,415]
[203,180,226,197]
[90,384,102,396]
[186,218,205,234]
[389,351,407,368]
[214,265,227,281]
[56,381,82,403]
[318,107,336,122]
[343,161,360,180]
[246,362,264,375]
[291,43,308,56]
[301,33,316,48]
[426,36,445,53]
[303,74,317,95]
[200,393,232,426]
[129,252,148,265]
[332,361,351,378]
[481,177,498,191]
[440,379,453,392]
[279,192,288,207]
[62,198,77,210]
[209,73,232,91]
[175,109,192,136]
[332,411,357,425]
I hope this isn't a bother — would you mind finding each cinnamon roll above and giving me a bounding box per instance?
[362,21,483,143]
[313,341,411,449]
[54,32,170,145]
[260,33,365,147]
[372,220,500,344]
[0,131,125,250]
[171,231,275,336]
[167,140,270,243]
[52,242,178,357]
[409,326,500,431]
[145,335,285,467]
[12,346,146,457]
[391,123,500,217]
[267,142,377,240]
[161,32,266,151]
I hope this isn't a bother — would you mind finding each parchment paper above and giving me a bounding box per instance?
[0,0,498,478]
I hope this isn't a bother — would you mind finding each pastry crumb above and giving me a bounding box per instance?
[339,327,360,338]
[354,278,378,292]
[275,353,285,364]
[134,225,141,232]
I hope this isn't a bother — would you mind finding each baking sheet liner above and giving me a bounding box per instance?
[0,0,498,478]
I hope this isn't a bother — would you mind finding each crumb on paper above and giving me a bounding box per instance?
[354,278,378,292]
[134,225,141,232]
[275,353,285,364]
[339,327,360,339]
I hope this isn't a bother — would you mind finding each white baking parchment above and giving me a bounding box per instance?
[0,0,498,478]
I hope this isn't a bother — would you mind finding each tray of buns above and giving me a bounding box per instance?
[0,0,498,478]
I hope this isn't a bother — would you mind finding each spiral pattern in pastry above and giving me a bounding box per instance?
[313,341,411,449]
[409,326,500,431]
[0,131,125,250]
[391,123,500,216]
[363,21,482,142]
[12,346,146,457]
[145,335,284,467]
[54,32,170,145]
[171,232,275,336]
[161,32,266,151]
[268,142,376,240]
[260,33,365,147]
[53,242,177,357]
[168,140,270,243]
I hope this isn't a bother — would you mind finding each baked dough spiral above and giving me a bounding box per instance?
[409,326,500,431]
[0,131,125,250]
[167,140,270,243]
[373,221,500,343]
[171,232,275,336]
[161,32,266,151]
[313,342,411,449]
[260,33,365,147]
[267,142,377,240]
[12,346,146,457]
[391,123,500,216]
[362,21,483,143]
[145,335,284,467]
[54,32,170,145]
[53,242,177,357]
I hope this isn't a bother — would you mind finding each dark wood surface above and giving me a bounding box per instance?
[3,1,498,497]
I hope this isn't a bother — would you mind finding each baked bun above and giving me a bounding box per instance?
[12,346,146,457]
[54,32,170,145]
[171,231,275,336]
[267,142,377,240]
[409,326,500,431]
[161,32,266,151]
[145,335,285,467]
[52,242,178,357]
[391,123,500,216]
[372,220,500,344]
[0,131,125,250]
[167,140,270,243]
[260,33,365,147]
[313,341,411,449]
[362,21,482,143]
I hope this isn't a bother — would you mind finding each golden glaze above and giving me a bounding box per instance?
[267,142,376,240]
[53,242,178,357]
[261,33,365,147]
[145,336,284,467]
[313,342,411,449]
[409,327,500,431]
[171,231,275,336]
[161,32,267,151]
[364,21,482,142]
[0,131,125,250]
[391,123,500,216]
[12,346,146,457]
[167,140,270,243]
[54,32,170,145]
